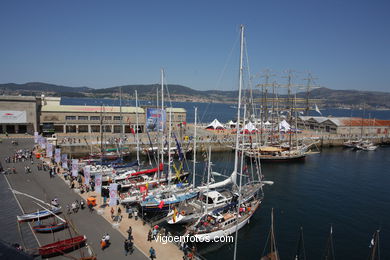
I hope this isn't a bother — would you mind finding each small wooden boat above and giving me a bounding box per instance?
[39,235,86,258]
[17,207,62,222]
[33,221,68,233]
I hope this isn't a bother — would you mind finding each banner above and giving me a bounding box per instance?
[34,132,39,143]
[61,154,68,169]
[71,159,79,177]
[84,165,91,185]
[146,108,166,132]
[0,111,26,123]
[95,174,102,194]
[46,143,53,158]
[54,148,61,163]
[109,183,118,206]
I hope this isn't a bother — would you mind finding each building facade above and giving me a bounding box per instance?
[297,116,390,135]
[40,97,146,134]
[0,96,41,134]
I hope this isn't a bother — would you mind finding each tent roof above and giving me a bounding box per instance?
[279,120,290,130]
[243,122,256,131]
[206,119,225,129]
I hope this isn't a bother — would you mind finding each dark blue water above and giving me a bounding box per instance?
[61,97,390,124]
[198,147,390,259]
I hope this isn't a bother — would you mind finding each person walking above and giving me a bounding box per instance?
[127,226,132,240]
[124,239,130,256]
[110,207,115,220]
[149,247,156,259]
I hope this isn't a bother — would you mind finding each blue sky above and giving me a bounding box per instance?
[0,0,389,92]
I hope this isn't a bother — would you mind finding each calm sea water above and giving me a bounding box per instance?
[62,97,390,259]
[199,147,390,260]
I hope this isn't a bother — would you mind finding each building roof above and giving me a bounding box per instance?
[165,107,186,113]
[0,95,38,102]
[339,118,390,127]
[41,104,144,113]
[299,116,390,127]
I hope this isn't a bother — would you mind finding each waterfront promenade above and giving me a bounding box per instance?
[0,137,150,259]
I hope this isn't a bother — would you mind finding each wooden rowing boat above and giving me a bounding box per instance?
[39,235,86,258]
[33,221,68,233]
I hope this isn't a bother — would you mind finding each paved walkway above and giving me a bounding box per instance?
[0,138,148,259]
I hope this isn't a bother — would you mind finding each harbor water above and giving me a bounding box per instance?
[197,147,390,259]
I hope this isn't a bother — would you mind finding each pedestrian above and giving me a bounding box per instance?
[100,238,107,250]
[127,226,132,240]
[88,202,93,213]
[147,230,153,242]
[149,247,156,260]
[104,233,110,247]
[111,207,115,220]
[124,239,130,256]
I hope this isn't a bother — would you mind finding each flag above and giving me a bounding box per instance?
[95,174,102,194]
[130,127,135,135]
[315,103,322,115]
[46,143,53,158]
[84,165,91,185]
[61,154,68,169]
[71,159,79,177]
[172,207,178,223]
[158,200,165,209]
[34,132,39,143]
[54,148,61,163]
[109,183,118,206]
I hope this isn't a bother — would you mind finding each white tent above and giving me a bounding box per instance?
[243,122,257,132]
[226,120,236,129]
[206,119,225,129]
[264,121,271,125]
[279,120,290,131]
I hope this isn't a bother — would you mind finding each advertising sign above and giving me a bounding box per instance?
[0,111,27,123]
[146,108,166,132]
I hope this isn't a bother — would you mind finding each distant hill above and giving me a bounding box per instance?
[302,87,390,108]
[0,82,389,108]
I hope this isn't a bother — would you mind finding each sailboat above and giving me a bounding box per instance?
[321,226,335,260]
[367,230,380,260]
[260,209,279,260]
[185,25,263,242]
[293,227,307,260]
[13,190,62,222]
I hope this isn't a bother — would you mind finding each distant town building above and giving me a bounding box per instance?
[0,96,41,134]
[0,95,187,135]
[297,116,390,135]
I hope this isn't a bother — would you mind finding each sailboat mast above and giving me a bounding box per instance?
[233,24,245,260]
[233,25,244,176]
[160,69,165,176]
[167,107,172,187]
[192,107,197,188]
[100,104,104,155]
[135,90,140,164]
[119,86,123,158]
[205,145,211,216]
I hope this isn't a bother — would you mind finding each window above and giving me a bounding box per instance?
[104,116,112,121]
[114,116,122,120]
[65,116,76,120]
[78,116,88,120]
[90,116,100,120]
